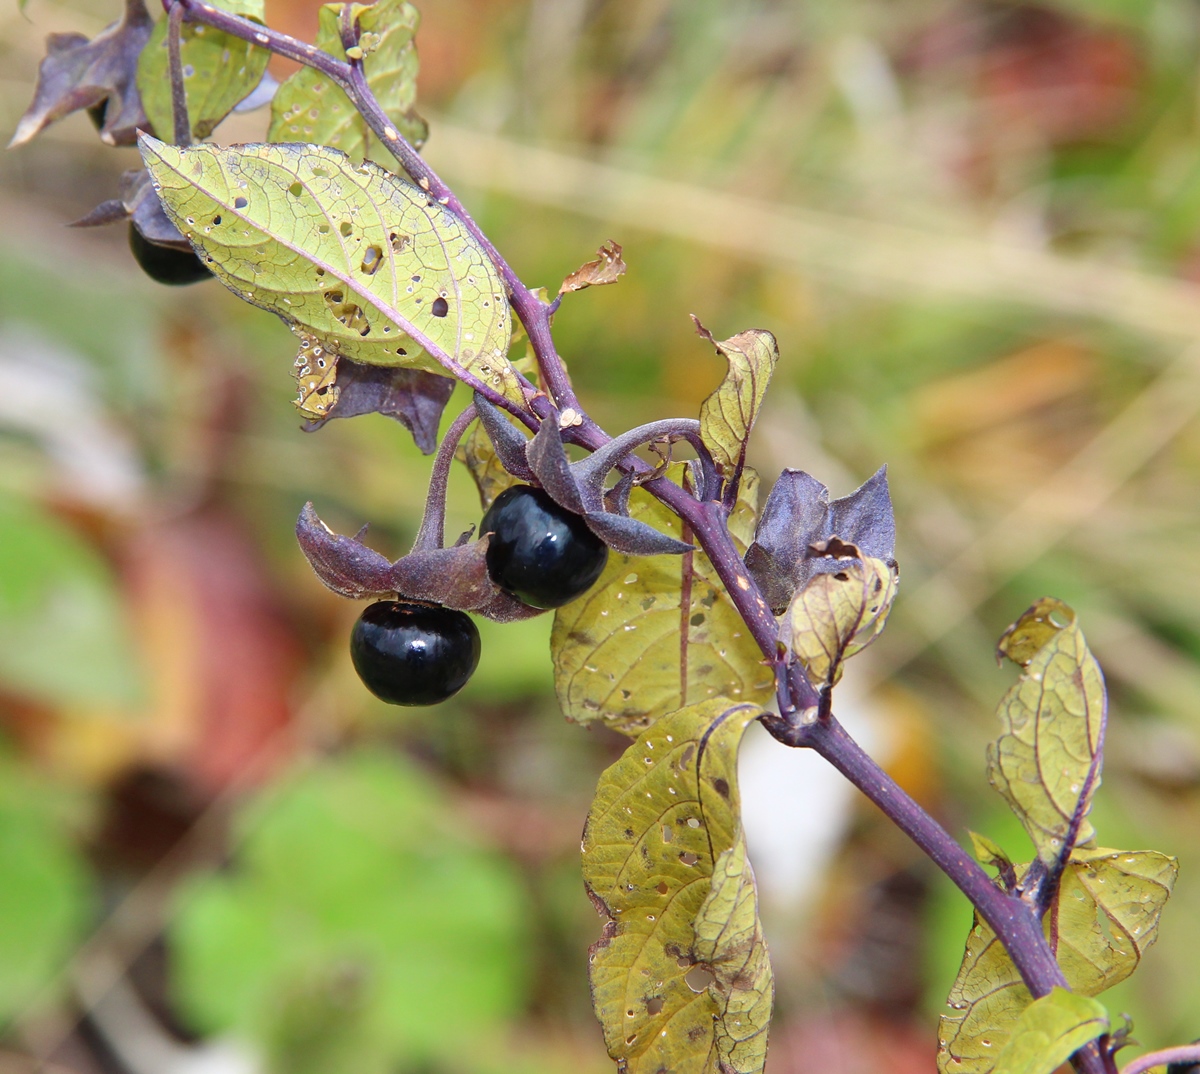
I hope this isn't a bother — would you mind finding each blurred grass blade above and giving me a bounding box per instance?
[990,599,1105,863]
[138,138,520,403]
[991,988,1108,1074]
[552,464,773,736]
[583,698,772,1074]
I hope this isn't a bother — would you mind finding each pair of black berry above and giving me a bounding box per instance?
[350,485,608,706]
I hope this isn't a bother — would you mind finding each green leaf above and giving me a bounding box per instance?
[970,831,1013,872]
[1053,848,1177,994]
[267,0,428,165]
[0,497,142,708]
[991,988,1108,1074]
[582,699,773,1074]
[937,848,1176,1074]
[136,0,269,141]
[170,751,530,1067]
[551,465,774,736]
[989,598,1105,864]
[138,137,520,402]
[694,322,778,481]
[780,542,897,687]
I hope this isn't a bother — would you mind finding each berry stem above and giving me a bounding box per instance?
[166,1,192,147]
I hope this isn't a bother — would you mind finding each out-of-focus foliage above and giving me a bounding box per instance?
[5,0,1200,1071]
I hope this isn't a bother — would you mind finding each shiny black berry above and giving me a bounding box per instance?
[481,485,608,609]
[350,601,480,706]
[128,223,212,286]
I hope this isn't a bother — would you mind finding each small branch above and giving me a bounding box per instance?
[166,1,192,146]
[411,403,476,553]
[1121,1044,1200,1074]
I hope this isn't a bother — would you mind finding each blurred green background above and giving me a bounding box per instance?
[3,0,1200,1071]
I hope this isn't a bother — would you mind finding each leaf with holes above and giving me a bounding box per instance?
[267,0,427,166]
[456,416,522,509]
[551,465,774,736]
[780,540,897,687]
[990,599,1106,864]
[991,989,1108,1074]
[583,699,773,1074]
[139,138,520,403]
[10,0,153,148]
[693,321,778,483]
[136,0,269,142]
[937,848,1176,1074]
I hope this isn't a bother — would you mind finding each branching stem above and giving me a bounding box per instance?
[166,1,191,147]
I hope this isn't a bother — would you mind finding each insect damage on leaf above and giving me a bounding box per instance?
[990,988,1108,1074]
[136,0,269,142]
[292,333,341,420]
[780,538,897,688]
[693,320,778,486]
[138,138,521,404]
[552,464,774,736]
[583,699,773,1074]
[559,240,626,295]
[268,0,427,166]
[990,598,1105,864]
[10,0,153,149]
[744,467,895,615]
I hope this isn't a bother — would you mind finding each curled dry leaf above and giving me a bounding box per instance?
[780,540,898,688]
[139,138,521,404]
[559,240,626,295]
[552,465,773,736]
[294,503,537,622]
[10,0,153,149]
[745,467,895,615]
[583,699,772,1074]
[268,0,427,167]
[136,0,269,142]
[300,353,455,455]
[990,989,1108,1074]
[938,849,1176,1074]
[990,598,1105,864]
[693,320,778,484]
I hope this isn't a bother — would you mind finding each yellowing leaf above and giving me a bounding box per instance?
[559,240,626,294]
[992,989,1108,1074]
[780,542,897,687]
[456,417,521,509]
[695,323,778,480]
[139,138,520,403]
[552,465,773,736]
[1053,848,1177,994]
[938,848,1176,1074]
[268,0,427,165]
[583,699,772,1074]
[137,0,268,141]
[990,599,1105,863]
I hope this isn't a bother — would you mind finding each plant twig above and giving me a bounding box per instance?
[166,1,191,146]
[411,403,476,553]
[1121,1044,1200,1074]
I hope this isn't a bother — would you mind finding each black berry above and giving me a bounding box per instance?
[481,485,608,609]
[350,601,480,706]
[128,223,212,286]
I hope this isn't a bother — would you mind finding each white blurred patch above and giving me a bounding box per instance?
[0,326,144,510]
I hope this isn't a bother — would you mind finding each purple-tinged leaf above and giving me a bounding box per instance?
[583,512,693,556]
[302,359,454,455]
[10,0,153,149]
[72,168,189,249]
[526,414,585,514]
[296,502,396,600]
[745,466,895,614]
[473,394,535,482]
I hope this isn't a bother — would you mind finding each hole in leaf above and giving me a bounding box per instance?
[389,232,411,252]
[712,778,730,799]
[361,245,383,275]
[431,296,449,317]
[661,826,673,843]
[679,851,699,866]
[340,221,353,237]
[655,881,669,895]
[318,224,330,234]
[233,196,248,209]
[646,997,664,1015]
[684,966,715,993]
[288,182,303,197]
[686,818,701,829]
[690,612,705,627]
[680,745,695,766]
[211,215,221,225]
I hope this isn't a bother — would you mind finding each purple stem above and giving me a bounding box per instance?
[166,1,192,147]
[411,403,477,553]
[1122,1044,1200,1074]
